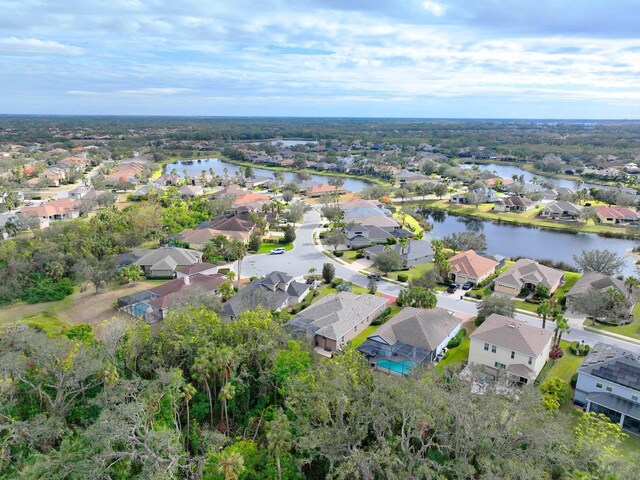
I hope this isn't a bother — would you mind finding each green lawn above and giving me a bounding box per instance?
[350,325,379,348]
[313,280,370,303]
[342,250,361,263]
[254,242,294,254]
[544,341,586,384]
[437,336,470,371]
[591,300,640,340]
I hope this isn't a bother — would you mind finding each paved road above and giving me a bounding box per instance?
[239,209,640,353]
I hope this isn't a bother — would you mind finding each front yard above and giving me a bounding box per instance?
[590,300,640,340]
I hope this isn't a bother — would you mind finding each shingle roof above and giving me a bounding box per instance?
[371,307,461,352]
[596,206,640,219]
[135,247,202,268]
[494,258,564,290]
[565,271,626,298]
[176,262,218,275]
[495,195,534,207]
[542,201,582,216]
[449,250,498,279]
[470,314,553,357]
[578,342,640,391]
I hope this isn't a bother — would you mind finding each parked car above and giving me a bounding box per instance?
[447,283,460,293]
[367,273,382,281]
[270,248,285,255]
[462,281,474,290]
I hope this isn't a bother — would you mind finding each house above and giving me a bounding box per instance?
[118,273,226,323]
[450,188,500,204]
[493,258,564,296]
[185,215,256,246]
[285,292,388,354]
[68,186,91,200]
[135,247,203,277]
[448,250,499,286]
[178,185,204,197]
[344,223,394,248]
[176,262,219,279]
[596,206,640,225]
[493,195,536,212]
[574,343,640,435]
[469,314,553,384]
[483,177,514,190]
[565,272,633,315]
[540,201,582,220]
[304,183,346,197]
[364,240,434,268]
[357,307,462,374]
[20,198,80,222]
[221,271,311,321]
[342,202,401,230]
[210,185,246,198]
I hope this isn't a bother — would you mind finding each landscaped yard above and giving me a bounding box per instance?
[386,261,434,282]
[543,341,586,384]
[255,241,294,254]
[350,325,379,348]
[437,336,470,371]
[590,300,640,340]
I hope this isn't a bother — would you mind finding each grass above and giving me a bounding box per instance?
[254,242,294,254]
[341,250,361,263]
[386,261,434,282]
[590,300,640,340]
[350,325,379,348]
[437,336,470,370]
[393,209,423,234]
[544,341,586,384]
[313,280,370,303]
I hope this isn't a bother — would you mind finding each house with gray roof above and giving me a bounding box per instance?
[540,201,582,220]
[469,314,553,384]
[285,292,388,354]
[493,258,564,296]
[357,307,462,375]
[221,271,311,322]
[364,240,434,268]
[565,271,635,317]
[135,247,203,278]
[493,195,536,212]
[345,223,394,248]
[574,342,640,435]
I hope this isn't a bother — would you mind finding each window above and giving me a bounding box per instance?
[596,382,602,389]
[632,395,639,402]
[484,343,489,351]
[491,345,497,353]
[495,362,506,370]
[528,357,533,365]
[606,386,613,392]
[511,351,515,359]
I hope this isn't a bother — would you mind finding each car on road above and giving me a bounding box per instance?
[270,248,286,255]
[462,281,474,290]
[367,273,382,281]
[447,283,460,293]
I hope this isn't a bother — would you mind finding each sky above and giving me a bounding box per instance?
[1,0,639,118]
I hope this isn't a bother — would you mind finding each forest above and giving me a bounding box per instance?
[0,305,636,480]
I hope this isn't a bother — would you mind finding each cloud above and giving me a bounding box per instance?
[0,37,85,56]
[421,1,446,16]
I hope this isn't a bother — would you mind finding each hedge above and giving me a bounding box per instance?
[474,315,485,327]
[334,251,344,257]
[447,327,468,349]
[569,341,591,357]
[397,273,409,282]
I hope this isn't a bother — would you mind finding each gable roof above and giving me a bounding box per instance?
[371,307,461,352]
[596,206,640,220]
[146,274,226,310]
[565,271,626,298]
[176,262,218,276]
[135,247,202,268]
[494,258,564,290]
[495,195,534,207]
[542,201,582,215]
[579,342,640,391]
[470,314,553,357]
[449,250,498,278]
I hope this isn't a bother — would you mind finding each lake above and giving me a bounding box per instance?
[461,163,600,190]
[419,207,638,276]
[164,157,373,193]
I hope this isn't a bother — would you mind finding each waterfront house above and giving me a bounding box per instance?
[540,201,582,220]
[364,240,434,268]
[493,258,564,296]
[448,250,499,286]
[493,195,536,212]
[596,206,640,225]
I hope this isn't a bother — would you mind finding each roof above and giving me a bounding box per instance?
[565,271,626,298]
[365,240,433,261]
[306,183,345,195]
[542,201,582,215]
[176,262,218,275]
[596,206,640,220]
[370,307,461,352]
[346,214,400,229]
[286,292,388,341]
[586,392,640,419]
[495,195,534,207]
[233,193,269,206]
[210,185,246,198]
[494,258,564,290]
[206,216,254,232]
[506,363,536,380]
[146,274,226,310]
[135,247,202,268]
[20,198,79,217]
[470,314,553,357]
[578,342,640,391]
[449,250,498,279]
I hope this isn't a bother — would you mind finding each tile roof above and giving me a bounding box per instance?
[470,314,553,357]
[449,250,498,279]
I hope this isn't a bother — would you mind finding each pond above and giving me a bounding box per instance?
[164,157,373,193]
[461,162,600,190]
[419,207,638,276]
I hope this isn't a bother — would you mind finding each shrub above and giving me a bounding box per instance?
[397,273,409,282]
[570,373,579,389]
[331,278,344,288]
[570,341,592,357]
[22,277,75,304]
[334,251,344,257]
[446,328,467,349]
[371,307,393,326]
[322,263,335,283]
[319,232,326,239]
[549,345,564,360]
[356,249,365,259]
[474,315,485,327]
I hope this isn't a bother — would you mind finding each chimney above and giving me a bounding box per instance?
[183,275,190,285]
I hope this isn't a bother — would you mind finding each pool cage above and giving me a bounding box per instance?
[358,339,433,375]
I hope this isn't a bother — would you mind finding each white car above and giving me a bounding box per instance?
[270,248,286,255]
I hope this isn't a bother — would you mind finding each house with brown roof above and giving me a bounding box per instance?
[493,258,564,296]
[448,250,498,286]
[469,314,553,384]
[596,206,640,225]
[493,195,536,212]
[304,183,346,197]
[20,198,80,222]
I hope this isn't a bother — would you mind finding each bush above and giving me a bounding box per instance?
[474,315,486,327]
[22,277,75,304]
[319,232,326,239]
[570,341,592,357]
[334,251,344,257]
[356,249,365,259]
[570,373,579,389]
[549,345,564,360]
[331,278,344,288]
[447,327,468,349]
[371,307,393,326]
[322,263,335,283]
[397,273,409,282]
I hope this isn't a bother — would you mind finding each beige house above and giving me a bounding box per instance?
[493,258,564,296]
[286,292,388,354]
[493,195,536,212]
[448,250,498,286]
[469,314,553,384]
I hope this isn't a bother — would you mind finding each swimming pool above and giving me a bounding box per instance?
[376,359,415,376]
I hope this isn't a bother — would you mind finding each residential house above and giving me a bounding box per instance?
[450,188,500,204]
[285,292,388,354]
[304,183,346,197]
[344,223,394,248]
[540,201,582,220]
[221,271,311,322]
[20,198,80,222]
[342,201,401,231]
[493,195,536,212]
[176,262,219,279]
[210,185,246,198]
[574,342,640,435]
[565,272,634,315]
[135,247,203,277]
[68,186,91,200]
[469,314,553,384]
[357,307,462,374]
[178,185,204,197]
[448,250,499,286]
[179,215,256,248]
[596,206,640,225]
[118,273,226,323]
[364,240,434,268]
[493,258,564,296]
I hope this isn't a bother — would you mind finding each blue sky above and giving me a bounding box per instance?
[1,0,639,118]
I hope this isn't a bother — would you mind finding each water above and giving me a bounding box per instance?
[419,208,638,276]
[165,158,373,193]
[377,359,415,375]
[461,163,600,190]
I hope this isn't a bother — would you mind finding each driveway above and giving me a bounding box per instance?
[238,209,640,353]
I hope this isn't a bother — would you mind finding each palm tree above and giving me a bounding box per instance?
[267,410,292,480]
[226,270,236,283]
[624,276,640,300]
[552,313,570,347]
[191,350,216,426]
[227,240,247,287]
[182,383,196,444]
[399,237,409,257]
[216,450,245,480]
[536,300,557,330]
[219,382,236,434]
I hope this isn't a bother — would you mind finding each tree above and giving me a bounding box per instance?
[536,300,559,330]
[372,249,404,276]
[397,286,437,308]
[74,256,116,293]
[552,313,569,347]
[624,275,640,299]
[267,410,292,480]
[579,205,598,222]
[442,232,487,253]
[478,295,515,319]
[227,240,247,287]
[465,189,485,209]
[396,187,410,203]
[283,224,296,243]
[320,204,343,224]
[367,277,378,294]
[119,264,142,285]
[247,232,262,252]
[243,165,254,179]
[322,262,335,283]
[573,249,626,276]
[432,183,448,198]
[216,449,246,480]
[571,287,629,324]
[282,190,294,202]
[282,201,310,224]
[324,229,348,253]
